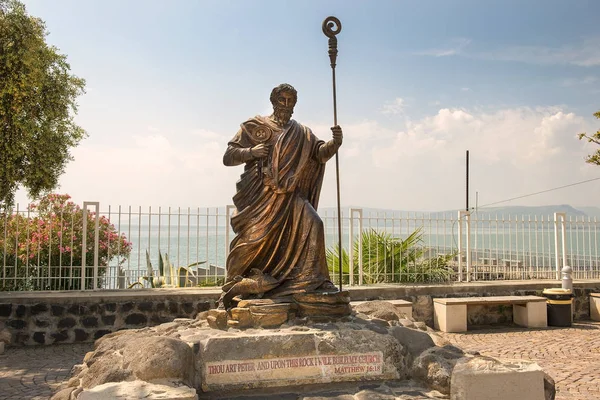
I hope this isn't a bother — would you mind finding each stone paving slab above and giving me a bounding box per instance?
[0,322,599,399]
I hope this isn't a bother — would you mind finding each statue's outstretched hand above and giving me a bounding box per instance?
[250,144,269,159]
[331,125,343,146]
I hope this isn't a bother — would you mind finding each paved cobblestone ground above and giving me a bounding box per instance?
[439,320,600,400]
[0,343,92,400]
[0,321,598,399]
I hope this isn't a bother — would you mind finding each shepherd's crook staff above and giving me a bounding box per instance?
[322,16,343,291]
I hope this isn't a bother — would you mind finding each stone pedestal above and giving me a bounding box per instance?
[193,327,406,392]
[451,357,545,400]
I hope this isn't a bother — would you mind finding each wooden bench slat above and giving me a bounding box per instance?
[433,295,546,306]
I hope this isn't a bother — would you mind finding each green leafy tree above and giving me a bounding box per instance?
[326,228,454,284]
[0,194,132,291]
[0,0,86,209]
[578,111,600,166]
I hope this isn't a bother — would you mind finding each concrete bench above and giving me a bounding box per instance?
[350,299,412,318]
[591,293,600,322]
[433,295,547,333]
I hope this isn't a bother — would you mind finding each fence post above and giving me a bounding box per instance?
[349,208,363,286]
[224,205,236,259]
[554,212,567,280]
[458,210,471,282]
[81,202,100,290]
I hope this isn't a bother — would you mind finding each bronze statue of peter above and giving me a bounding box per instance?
[220,83,342,307]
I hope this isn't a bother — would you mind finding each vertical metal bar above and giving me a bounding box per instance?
[554,212,561,280]
[196,207,200,266]
[81,205,87,290]
[466,211,471,282]
[358,209,363,285]
[177,207,181,272]
[561,214,567,272]
[137,206,142,280]
[93,204,100,290]
[215,207,219,283]
[458,211,463,282]
[117,205,123,289]
[2,209,8,289]
[348,208,354,286]
[187,207,191,269]
[127,206,131,276]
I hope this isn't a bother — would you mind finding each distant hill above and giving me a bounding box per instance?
[576,206,600,219]
[319,205,596,219]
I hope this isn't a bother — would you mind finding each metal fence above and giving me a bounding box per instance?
[1,202,599,291]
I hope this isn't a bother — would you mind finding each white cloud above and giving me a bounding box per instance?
[561,76,598,87]
[13,108,597,212]
[417,37,600,67]
[48,129,240,208]
[381,98,405,115]
[475,37,600,67]
[460,87,471,92]
[313,107,594,211]
[415,38,472,57]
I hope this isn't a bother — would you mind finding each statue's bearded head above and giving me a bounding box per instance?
[270,83,297,126]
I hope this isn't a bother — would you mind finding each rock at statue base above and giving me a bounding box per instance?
[206,309,227,330]
[228,299,295,328]
[450,356,546,400]
[294,290,351,318]
[196,325,408,392]
[77,380,198,399]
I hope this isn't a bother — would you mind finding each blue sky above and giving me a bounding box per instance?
[16,0,600,211]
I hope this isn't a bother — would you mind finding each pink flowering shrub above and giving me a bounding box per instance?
[0,194,132,291]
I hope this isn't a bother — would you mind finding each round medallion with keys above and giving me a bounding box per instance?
[249,126,273,144]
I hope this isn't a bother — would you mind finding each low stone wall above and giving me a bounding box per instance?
[0,289,216,346]
[1,281,599,346]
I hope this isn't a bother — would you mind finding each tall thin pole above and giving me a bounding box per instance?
[466,150,469,212]
[322,16,343,291]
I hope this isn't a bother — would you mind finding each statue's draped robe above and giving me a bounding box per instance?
[223,116,331,297]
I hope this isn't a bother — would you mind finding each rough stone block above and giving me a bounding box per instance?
[101,315,116,326]
[137,302,153,312]
[94,329,112,340]
[74,329,89,342]
[51,330,69,342]
[82,317,98,328]
[196,327,407,392]
[58,317,76,329]
[100,302,117,313]
[30,303,49,315]
[182,302,194,314]
[68,304,87,315]
[125,313,148,325]
[6,319,26,330]
[35,319,50,328]
[51,305,65,316]
[15,305,27,318]
[0,303,12,317]
[33,331,46,344]
[451,356,545,400]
